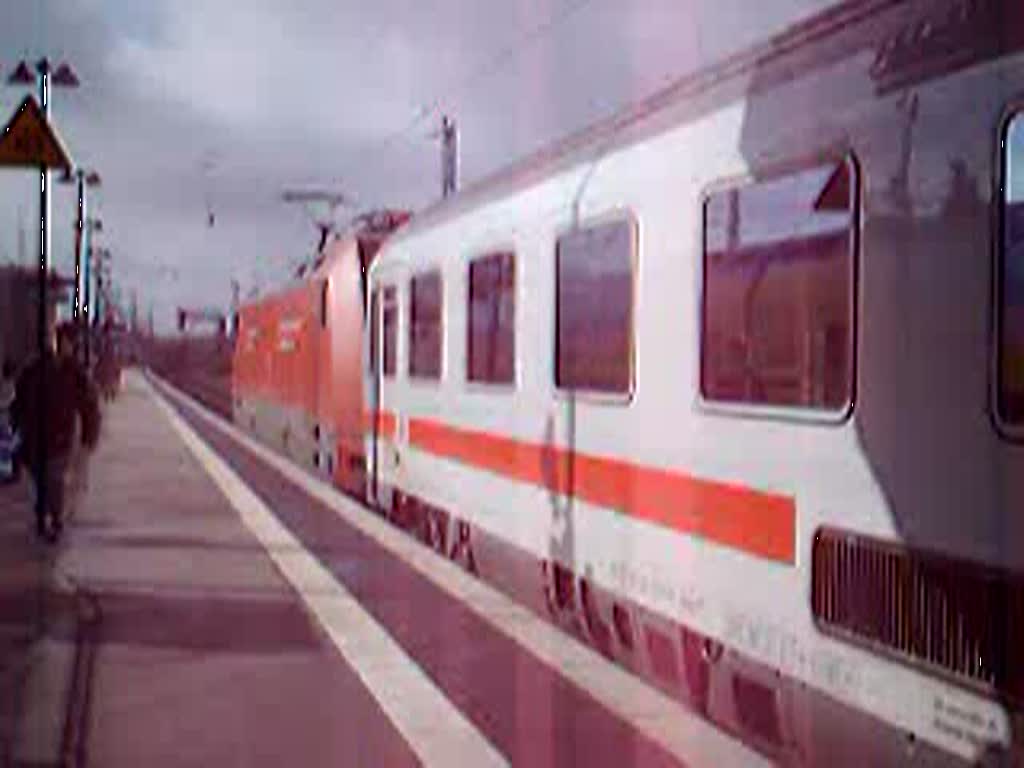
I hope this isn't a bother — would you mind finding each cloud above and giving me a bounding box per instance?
[2,0,843,330]
[106,0,471,147]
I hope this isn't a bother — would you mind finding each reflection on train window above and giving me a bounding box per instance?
[382,286,397,377]
[701,158,857,411]
[555,218,634,394]
[468,251,515,384]
[409,271,443,379]
[1001,113,1024,427]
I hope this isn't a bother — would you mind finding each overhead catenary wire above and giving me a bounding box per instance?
[171,0,604,305]
[338,0,603,195]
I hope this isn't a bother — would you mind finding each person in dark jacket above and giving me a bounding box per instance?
[12,323,100,540]
[96,336,121,402]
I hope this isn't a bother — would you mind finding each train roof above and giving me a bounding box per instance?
[388,0,1011,245]
[240,211,411,315]
[238,236,352,318]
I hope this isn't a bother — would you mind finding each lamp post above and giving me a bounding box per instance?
[95,248,119,369]
[7,58,79,341]
[90,246,112,390]
[82,219,103,367]
[5,57,79,540]
[92,246,112,326]
[59,168,101,327]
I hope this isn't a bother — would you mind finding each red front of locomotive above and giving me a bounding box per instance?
[232,213,407,499]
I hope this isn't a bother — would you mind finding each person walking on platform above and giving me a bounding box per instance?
[96,337,120,402]
[12,323,101,541]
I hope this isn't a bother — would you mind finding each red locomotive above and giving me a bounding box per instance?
[232,210,409,498]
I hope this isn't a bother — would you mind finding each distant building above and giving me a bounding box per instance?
[0,265,71,369]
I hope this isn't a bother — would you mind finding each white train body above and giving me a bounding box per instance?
[364,2,1024,763]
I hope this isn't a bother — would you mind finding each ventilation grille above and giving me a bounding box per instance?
[811,528,1024,703]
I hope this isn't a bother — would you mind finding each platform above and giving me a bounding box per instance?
[1,370,763,767]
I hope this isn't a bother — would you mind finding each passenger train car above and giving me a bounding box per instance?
[360,1,1024,764]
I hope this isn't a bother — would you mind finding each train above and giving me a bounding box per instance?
[233,1,1024,764]
[233,210,410,497]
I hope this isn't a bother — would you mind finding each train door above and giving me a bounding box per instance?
[367,286,381,503]
[370,282,400,507]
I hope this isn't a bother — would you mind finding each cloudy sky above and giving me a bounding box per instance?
[0,0,836,330]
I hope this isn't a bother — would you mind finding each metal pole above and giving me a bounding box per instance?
[72,171,83,322]
[95,259,102,330]
[35,61,51,535]
[40,70,51,275]
[83,243,92,368]
[441,115,458,198]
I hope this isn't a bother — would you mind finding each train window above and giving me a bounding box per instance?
[701,158,857,412]
[409,271,442,379]
[1000,113,1024,428]
[382,286,397,377]
[468,251,515,384]
[555,218,635,394]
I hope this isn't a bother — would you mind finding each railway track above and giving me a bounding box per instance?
[142,337,233,420]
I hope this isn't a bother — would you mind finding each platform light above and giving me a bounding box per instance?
[6,60,34,85]
[51,62,80,88]
[59,167,102,187]
[59,168,102,324]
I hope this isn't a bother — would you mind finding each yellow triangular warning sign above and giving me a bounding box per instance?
[0,95,72,169]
